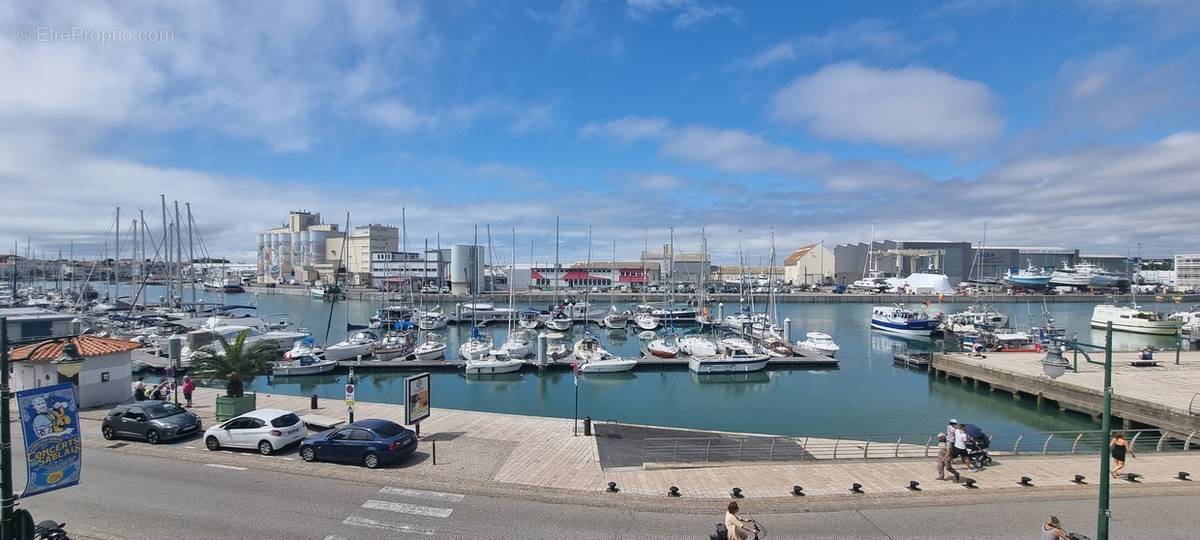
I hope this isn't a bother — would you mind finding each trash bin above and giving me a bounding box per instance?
[583,416,592,436]
[311,394,319,409]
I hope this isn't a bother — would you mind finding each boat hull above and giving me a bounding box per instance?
[688,356,769,374]
[464,359,524,374]
[579,359,637,373]
[870,319,939,336]
[272,362,337,376]
[1090,318,1183,335]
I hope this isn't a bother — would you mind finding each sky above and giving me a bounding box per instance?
[2,0,1199,265]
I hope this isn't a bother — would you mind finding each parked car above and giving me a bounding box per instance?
[203,408,306,455]
[298,419,417,468]
[101,401,202,444]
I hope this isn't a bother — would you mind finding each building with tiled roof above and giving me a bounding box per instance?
[783,243,835,285]
[9,335,139,409]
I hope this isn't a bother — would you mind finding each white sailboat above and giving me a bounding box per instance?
[414,332,447,361]
[375,328,417,361]
[498,230,534,359]
[418,306,449,330]
[678,334,718,357]
[465,224,524,375]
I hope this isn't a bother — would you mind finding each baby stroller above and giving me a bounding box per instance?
[962,423,993,468]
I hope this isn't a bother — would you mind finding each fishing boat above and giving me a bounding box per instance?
[870,304,941,336]
[795,332,840,357]
[1004,261,1052,289]
[309,282,342,299]
[324,330,378,362]
[203,274,245,293]
[413,333,447,361]
[1091,304,1184,335]
[271,352,337,376]
[678,334,718,357]
[943,304,1008,334]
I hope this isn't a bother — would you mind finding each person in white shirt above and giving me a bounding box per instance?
[954,425,970,469]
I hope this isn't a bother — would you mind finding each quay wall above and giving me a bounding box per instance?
[244,285,1193,305]
[931,352,1200,434]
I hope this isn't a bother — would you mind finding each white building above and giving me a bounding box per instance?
[1176,254,1200,290]
[782,243,835,285]
[257,210,343,284]
[10,335,139,408]
[370,249,450,289]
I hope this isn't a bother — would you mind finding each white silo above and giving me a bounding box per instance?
[450,245,485,296]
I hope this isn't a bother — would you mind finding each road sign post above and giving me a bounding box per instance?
[345,369,356,424]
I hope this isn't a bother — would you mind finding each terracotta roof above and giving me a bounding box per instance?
[10,335,141,363]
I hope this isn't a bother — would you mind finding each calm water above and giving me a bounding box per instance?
[98,283,1184,437]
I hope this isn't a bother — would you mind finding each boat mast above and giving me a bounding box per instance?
[186,203,195,304]
[160,195,169,305]
[584,225,592,327]
[509,228,516,334]
[114,206,120,305]
[611,239,617,309]
[138,211,146,311]
[769,227,777,324]
[174,201,183,308]
[553,216,560,309]
[641,227,648,305]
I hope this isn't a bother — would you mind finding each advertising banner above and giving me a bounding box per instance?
[16,383,82,498]
[404,373,430,425]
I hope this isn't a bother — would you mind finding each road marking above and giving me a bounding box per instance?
[361,500,453,518]
[342,516,435,536]
[379,487,465,503]
[280,457,295,461]
[204,463,247,471]
[183,445,196,449]
[323,536,346,540]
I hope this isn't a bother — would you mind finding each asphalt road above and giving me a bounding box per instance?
[12,443,1200,540]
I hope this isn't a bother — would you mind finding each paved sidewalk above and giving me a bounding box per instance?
[122,387,1197,506]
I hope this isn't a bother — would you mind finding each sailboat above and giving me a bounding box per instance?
[647,227,680,359]
[850,227,889,293]
[542,217,572,332]
[460,226,493,362]
[499,230,533,359]
[632,229,659,331]
[465,225,524,375]
[602,240,630,330]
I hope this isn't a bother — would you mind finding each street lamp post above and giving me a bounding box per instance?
[1043,321,1114,540]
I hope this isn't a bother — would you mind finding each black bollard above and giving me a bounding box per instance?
[310,393,319,409]
[583,416,592,436]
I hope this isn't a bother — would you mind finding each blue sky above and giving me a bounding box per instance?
[2,0,1199,263]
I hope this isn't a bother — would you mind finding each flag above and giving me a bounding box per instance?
[572,362,580,386]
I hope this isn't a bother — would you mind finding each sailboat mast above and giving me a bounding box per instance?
[174,201,183,308]
[641,227,648,305]
[584,225,592,326]
[553,217,560,308]
[611,240,616,309]
[187,203,195,304]
[114,206,120,304]
[509,229,516,332]
[160,195,169,304]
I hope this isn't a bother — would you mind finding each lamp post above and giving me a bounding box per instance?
[1043,321,1114,540]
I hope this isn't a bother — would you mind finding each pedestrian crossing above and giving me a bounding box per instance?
[324,486,466,538]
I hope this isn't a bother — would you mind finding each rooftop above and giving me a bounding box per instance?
[783,243,820,265]
[0,307,75,321]
[10,335,141,362]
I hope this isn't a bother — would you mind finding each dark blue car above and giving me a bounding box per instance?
[299,419,417,468]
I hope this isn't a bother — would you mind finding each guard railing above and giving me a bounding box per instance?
[641,428,1196,464]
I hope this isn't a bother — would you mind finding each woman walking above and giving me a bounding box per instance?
[1110,432,1135,478]
[182,376,195,408]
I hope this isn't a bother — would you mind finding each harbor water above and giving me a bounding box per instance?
[121,285,1184,437]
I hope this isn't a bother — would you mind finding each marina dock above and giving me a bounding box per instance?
[335,353,838,372]
[931,350,1200,434]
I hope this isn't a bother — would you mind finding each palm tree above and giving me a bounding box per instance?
[190,330,274,398]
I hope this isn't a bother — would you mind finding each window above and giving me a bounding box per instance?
[270,413,301,428]
[20,321,52,339]
[330,429,352,440]
[350,429,375,441]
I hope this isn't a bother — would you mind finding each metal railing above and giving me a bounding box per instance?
[641,428,1197,464]
[1190,393,1200,416]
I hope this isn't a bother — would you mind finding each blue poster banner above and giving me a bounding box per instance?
[15,383,82,498]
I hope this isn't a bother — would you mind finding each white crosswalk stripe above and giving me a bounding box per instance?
[323,536,346,540]
[361,500,453,518]
[379,487,466,503]
[342,516,436,536]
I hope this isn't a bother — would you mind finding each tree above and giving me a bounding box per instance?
[189,330,274,398]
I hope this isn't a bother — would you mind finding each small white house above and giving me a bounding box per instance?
[9,335,139,409]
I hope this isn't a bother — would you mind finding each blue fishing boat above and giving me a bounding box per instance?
[870,304,941,336]
[1004,261,1051,289]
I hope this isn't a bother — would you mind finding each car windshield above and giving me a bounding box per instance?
[371,423,405,438]
[270,413,301,428]
[144,403,186,419]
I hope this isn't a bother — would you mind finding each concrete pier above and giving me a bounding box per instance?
[931,350,1200,434]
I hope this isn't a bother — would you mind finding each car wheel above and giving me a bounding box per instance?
[145,429,161,444]
[363,453,379,469]
[205,436,220,451]
[300,446,316,462]
[258,440,274,455]
[102,425,115,440]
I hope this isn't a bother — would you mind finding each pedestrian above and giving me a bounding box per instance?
[723,501,758,540]
[1041,516,1068,540]
[159,380,172,401]
[946,418,958,444]
[1110,432,1135,478]
[133,378,146,401]
[182,376,195,408]
[953,424,971,470]
[935,432,960,482]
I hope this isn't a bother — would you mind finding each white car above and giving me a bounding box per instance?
[203,408,306,455]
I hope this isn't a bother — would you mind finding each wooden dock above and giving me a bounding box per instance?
[931,350,1200,434]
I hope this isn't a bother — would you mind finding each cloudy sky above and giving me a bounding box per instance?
[2,0,1198,265]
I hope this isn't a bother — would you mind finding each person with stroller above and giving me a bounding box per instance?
[953,423,971,470]
[1040,516,1069,540]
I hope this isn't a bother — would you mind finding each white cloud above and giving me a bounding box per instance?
[509,104,559,134]
[579,115,670,142]
[625,0,740,28]
[1051,47,1196,132]
[632,173,685,189]
[743,43,796,70]
[660,126,830,176]
[769,62,1004,152]
[365,99,433,131]
[738,19,947,71]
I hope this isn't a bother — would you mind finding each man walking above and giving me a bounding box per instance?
[953,423,971,470]
[936,432,960,482]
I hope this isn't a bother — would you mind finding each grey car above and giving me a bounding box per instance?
[101,401,202,444]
